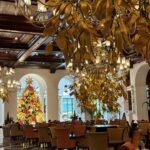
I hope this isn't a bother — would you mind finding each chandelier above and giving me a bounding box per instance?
[0,67,20,102]
[67,39,130,76]
[17,0,52,28]
[67,41,130,118]
[69,62,128,119]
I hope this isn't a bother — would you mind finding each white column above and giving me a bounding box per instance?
[0,99,4,125]
[135,85,148,120]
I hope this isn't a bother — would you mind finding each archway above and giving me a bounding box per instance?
[134,62,149,120]
[17,74,47,122]
[58,75,84,121]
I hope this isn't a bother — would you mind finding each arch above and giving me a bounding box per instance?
[18,73,47,122]
[19,74,47,90]
[146,70,150,120]
[135,63,149,86]
[58,75,73,96]
[134,62,150,120]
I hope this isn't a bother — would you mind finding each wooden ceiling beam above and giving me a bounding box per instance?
[0,14,43,35]
[0,41,28,50]
[16,61,64,69]
[14,37,49,66]
[0,56,16,61]
[0,40,62,53]
[0,0,37,3]
[26,56,65,63]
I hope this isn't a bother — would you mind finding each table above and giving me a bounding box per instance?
[87,124,119,132]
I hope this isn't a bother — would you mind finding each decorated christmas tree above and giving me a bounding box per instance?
[17,77,43,124]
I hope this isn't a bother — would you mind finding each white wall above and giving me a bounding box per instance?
[3,61,150,123]
[130,61,149,121]
[4,68,67,122]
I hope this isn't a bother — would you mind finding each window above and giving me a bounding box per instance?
[58,75,84,121]
[17,74,47,122]
[61,98,74,121]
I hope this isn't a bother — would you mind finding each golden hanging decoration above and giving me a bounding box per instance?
[18,0,150,117]
[42,0,150,65]
[69,44,129,119]
[18,0,150,64]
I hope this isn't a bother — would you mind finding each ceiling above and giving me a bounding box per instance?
[0,0,143,72]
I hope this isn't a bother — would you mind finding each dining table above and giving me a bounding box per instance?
[87,124,119,132]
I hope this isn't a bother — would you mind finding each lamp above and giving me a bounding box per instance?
[0,67,20,102]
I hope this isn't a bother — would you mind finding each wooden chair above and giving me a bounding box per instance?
[107,127,124,141]
[55,128,76,150]
[23,125,38,144]
[107,127,125,150]
[49,126,57,148]
[138,122,150,137]
[10,123,23,140]
[2,124,11,137]
[71,124,86,137]
[77,133,89,150]
[70,124,89,150]
[38,127,51,147]
[87,132,108,150]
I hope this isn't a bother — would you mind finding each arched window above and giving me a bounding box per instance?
[17,74,47,122]
[58,76,84,122]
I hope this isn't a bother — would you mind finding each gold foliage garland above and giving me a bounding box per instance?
[68,46,129,119]
[69,65,127,119]
[44,0,150,65]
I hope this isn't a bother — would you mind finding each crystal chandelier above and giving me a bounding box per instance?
[69,61,128,119]
[67,40,130,118]
[0,67,20,102]
[67,39,130,77]
[17,0,52,28]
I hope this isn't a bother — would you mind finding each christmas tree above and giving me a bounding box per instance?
[17,77,43,124]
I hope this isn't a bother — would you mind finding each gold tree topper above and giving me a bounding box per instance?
[26,76,33,85]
